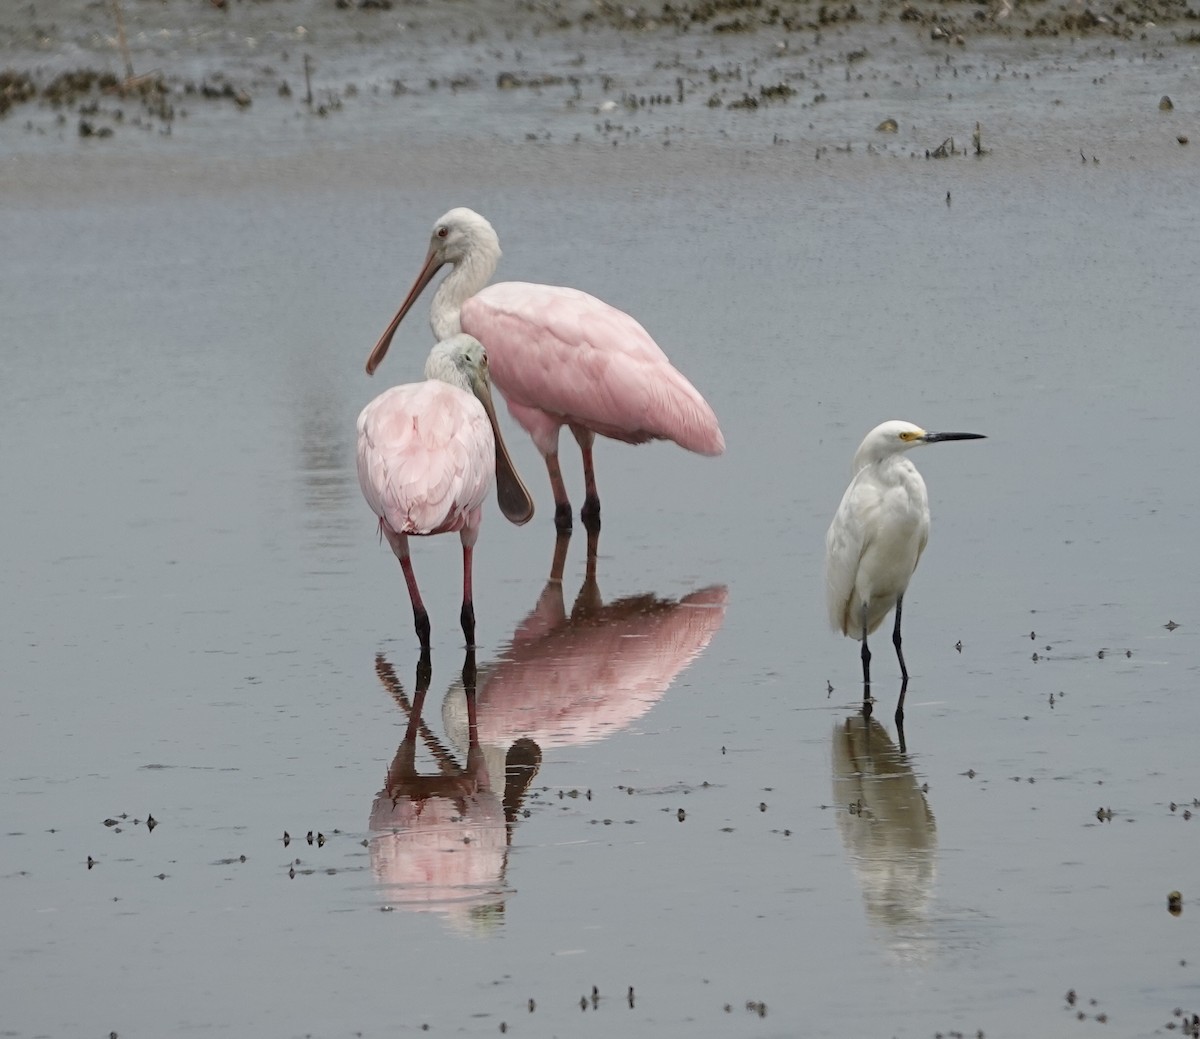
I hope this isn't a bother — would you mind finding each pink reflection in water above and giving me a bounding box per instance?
[368,559,727,933]
[446,579,728,750]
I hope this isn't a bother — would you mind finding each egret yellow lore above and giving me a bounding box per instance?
[824,420,985,719]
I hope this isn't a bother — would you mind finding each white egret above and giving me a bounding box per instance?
[825,420,985,718]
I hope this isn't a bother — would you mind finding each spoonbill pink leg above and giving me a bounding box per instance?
[383,526,431,649]
[460,541,476,648]
[544,452,573,532]
[571,424,601,531]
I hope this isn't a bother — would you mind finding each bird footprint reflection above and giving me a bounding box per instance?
[832,712,938,964]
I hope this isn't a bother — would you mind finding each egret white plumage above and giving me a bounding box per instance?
[824,420,985,718]
[357,334,534,649]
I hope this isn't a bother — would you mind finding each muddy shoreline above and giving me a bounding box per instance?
[3,0,1198,154]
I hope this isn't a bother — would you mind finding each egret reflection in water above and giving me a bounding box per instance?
[832,711,937,965]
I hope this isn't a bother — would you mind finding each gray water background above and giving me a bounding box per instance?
[3,3,1200,1035]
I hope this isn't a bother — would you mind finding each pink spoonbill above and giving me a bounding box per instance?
[358,334,535,649]
[365,207,725,533]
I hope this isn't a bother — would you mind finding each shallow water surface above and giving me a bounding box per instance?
[3,7,1200,1037]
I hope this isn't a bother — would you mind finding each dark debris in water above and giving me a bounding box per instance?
[619,781,711,796]
[1064,989,1109,1025]
[0,69,36,115]
[3,0,1190,149]
[497,71,567,90]
[926,136,961,158]
[758,82,797,102]
[723,999,767,1017]
[0,64,253,138]
[1167,1008,1200,1036]
[310,0,1200,41]
[102,812,157,833]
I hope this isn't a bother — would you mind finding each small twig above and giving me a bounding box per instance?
[117,70,162,93]
[927,136,955,159]
[303,54,313,110]
[109,0,135,82]
[972,121,990,156]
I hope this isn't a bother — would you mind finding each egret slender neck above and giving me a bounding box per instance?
[877,454,918,480]
[855,450,918,485]
[430,242,500,341]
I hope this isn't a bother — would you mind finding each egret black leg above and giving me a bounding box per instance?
[860,601,873,717]
[892,595,908,681]
[895,677,908,754]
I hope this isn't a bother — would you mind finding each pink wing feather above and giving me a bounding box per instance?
[462,282,725,457]
[357,382,495,536]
